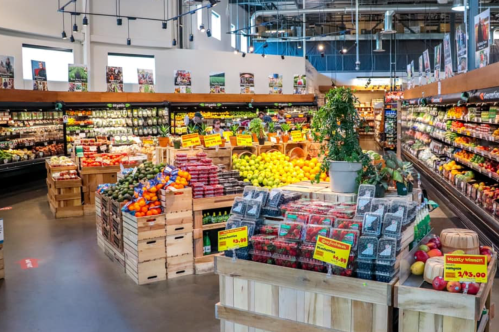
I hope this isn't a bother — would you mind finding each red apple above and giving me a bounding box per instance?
[428,249,443,258]
[426,241,439,250]
[427,237,442,249]
[461,282,480,295]
[447,281,462,293]
[414,250,429,263]
[432,276,447,291]
[480,246,493,252]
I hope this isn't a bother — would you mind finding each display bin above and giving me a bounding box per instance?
[45,159,78,177]
[165,147,203,165]
[80,166,118,211]
[167,253,194,279]
[395,255,497,332]
[46,176,83,218]
[124,236,166,263]
[204,147,232,170]
[166,232,193,258]
[125,257,167,285]
[215,256,397,332]
[283,142,308,157]
[166,222,193,236]
[110,199,126,219]
[0,245,4,280]
[95,192,102,218]
[159,187,193,214]
[257,143,284,155]
[122,213,166,241]
[111,215,124,252]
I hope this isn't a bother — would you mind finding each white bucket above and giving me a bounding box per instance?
[329,161,362,193]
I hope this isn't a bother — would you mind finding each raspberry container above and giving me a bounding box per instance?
[332,266,355,277]
[299,257,327,273]
[278,221,304,241]
[250,250,274,264]
[299,242,316,259]
[273,254,300,269]
[330,208,355,219]
[302,224,332,243]
[308,214,334,226]
[284,211,309,224]
[274,239,300,256]
[330,228,359,250]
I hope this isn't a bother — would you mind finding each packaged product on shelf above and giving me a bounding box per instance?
[390,200,409,220]
[274,239,300,256]
[376,237,397,260]
[308,214,334,226]
[330,228,359,250]
[284,211,309,223]
[252,188,269,204]
[358,184,376,199]
[299,257,327,272]
[273,254,299,268]
[334,218,363,231]
[230,197,247,216]
[362,213,382,236]
[302,224,332,243]
[250,250,274,264]
[382,213,403,237]
[52,170,79,181]
[356,196,373,216]
[358,236,378,260]
[244,200,262,219]
[267,189,283,208]
[48,156,76,167]
[370,198,390,216]
[278,221,304,241]
[299,242,315,259]
[330,207,355,219]
[250,235,276,252]
[259,224,279,236]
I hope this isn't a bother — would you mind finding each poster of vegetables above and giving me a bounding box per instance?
[106,66,123,92]
[293,74,306,94]
[68,64,88,92]
[137,69,155,93]
[209,72,225,94]
[0,55,14,90]
[174,70,192,93]
[240,72,254,94]
[268,73,283,94]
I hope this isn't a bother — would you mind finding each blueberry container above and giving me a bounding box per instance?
[357,259,375,271]
[267,189,284,208]
[244,200,262,219]
[356,270,374,280]
[362,213,382,236]
[231,197,247,216]
[356,197,373,216]
[375,270,398,283]
[382,213,403,238]
[358,236,378,260]
[377,237,397,261]
[375,259,396,274]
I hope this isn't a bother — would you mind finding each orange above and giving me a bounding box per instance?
[135,212,143,217]
[141,206,148,213]
[156,183,163,190]
[149,187,157,193]
[154,201,161,206]
[151,195,158,201]
[146,211,153,216]
[128,204,136,211]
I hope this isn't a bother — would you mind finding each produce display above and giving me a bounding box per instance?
[48,156,76,167]
[231,151,328,188]
[80,153,136,167]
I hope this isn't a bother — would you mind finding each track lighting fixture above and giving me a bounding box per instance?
[189,34,194,42]
[242,53,246,58]
[281,55,285,60]
[206,29,212,37]
[209,0,220,7]
[62,31,67,39]
[162,21,167,29]
[117,18,123,26]
[70,34,75,43]
[339,47,348,54]
[127,38,131,46]
[321,53,325,58]
[61,13,67,40]
[318,44,324,51]
[172,38,177,46]
[249,45,254,53]
[82,16,88,26]
[200,23,205,32]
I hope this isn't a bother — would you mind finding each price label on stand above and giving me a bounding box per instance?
[236,134,253,146]
[218,226,248,251]
[204,134,222,148]
[313,236,352,269]
[181,133,201,148]
[444,254,488,283]
[291,130,304,142]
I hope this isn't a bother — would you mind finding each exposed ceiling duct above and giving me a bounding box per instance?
[381,10,396,34]
[374,32,385,52]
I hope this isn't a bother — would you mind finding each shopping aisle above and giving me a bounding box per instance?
[0,187,220,332]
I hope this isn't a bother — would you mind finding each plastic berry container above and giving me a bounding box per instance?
[300,258,327,273]
[299,242,316,259]
[382,213,403,237]
[250,250,274,264]
[356,197,373,216]
[332,266,355,277]
[357,259,375,271]
[356,270,374,280]
[267,189,283,208]
[303,224,332,243]
[358,236,378,260]
[340,202,357,208]
[262,206,282,217]
[240,220,257,238]
[375,270,398,283]
[243,186,257,200]
[259,224,279,236]
[330,228,359,250]
[284,211,309,224]
[358,184,376,199]
[377,237,397,261]
[250,235,276,252]
[375,259,396,274]
[273,254,300,269]
[308,214,334,226]
[362,213,382,236]
[330,208,355,219]
[274,239,300,256]
[244,200,262,219]
[231,197,247,216]
[196,152,207,158]
[278,221,304,241]
[389,200,408,220]
[334,218,363,231]
[371,198,390,216]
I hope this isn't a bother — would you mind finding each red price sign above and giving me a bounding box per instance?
[444,254,488,283]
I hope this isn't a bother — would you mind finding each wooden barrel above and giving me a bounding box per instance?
[423,256,444,283]
[440,228,480,255]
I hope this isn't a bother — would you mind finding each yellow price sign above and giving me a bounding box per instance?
[204,134,222,148]
[181,133,201,148]
[444,254,488,283]
[218,226,248,251]
[291,130,304,142]
[223,131,233,139]
[237,134,253,146]
[313,235,352,268]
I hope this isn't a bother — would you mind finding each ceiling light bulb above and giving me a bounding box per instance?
[200,24,205,32]
[70,34,75,43]
[206,29,212,37]
[172,38,177,46]
[342,48,347,54]
[189,34,194,42]
[82,16,88,26]
[162,21,167,29]
[117,18,123,26]
[297,44,302,49]
[249,46,254,53]
[318,44,324,51]
[73,23,78,32]
[62,31,67,39]
[127,38,131,46]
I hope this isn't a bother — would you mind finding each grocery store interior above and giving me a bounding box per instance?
[1,1,499,332]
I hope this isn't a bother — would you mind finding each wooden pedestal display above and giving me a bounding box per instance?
[216,257,396,332]
[0,245,4,280]
[46,176,83,218]
[396,256,497,332]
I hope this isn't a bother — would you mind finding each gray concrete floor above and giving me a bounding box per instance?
[0,178,497,332]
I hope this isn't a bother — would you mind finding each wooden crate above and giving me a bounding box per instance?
[100,194,111,214]
[283,142,308,156]
[0,246,4,280]
[279,184,323,199]
[165,210,193,226]
[166,222,193,236]
[396,256,497,332]
[159,187,193,214]
[101,210,111,229]
[111,215,124,252]
[95,192,102,217]
[204,147,232,169]
[45,160,77,177]
[216,256,396,332]
[312,187,357,203]
[257,143,284,155]
[155,147,169,165]
[102,223,111,241]
[46,177,83,218]
[80,166,118,205]
[124,236,166,263]
[167,253,194,279]
[192,194,241,211]
[110,199,126,219]
[98,232,125,272]
[125,257,166,285]
[166,232,193,258]
[166,147,203,164]
[122,213,166,241]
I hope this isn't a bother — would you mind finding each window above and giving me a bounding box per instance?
[22,44,74,81]
[197,5,203,30]
[107,53,155,84]
[241,34,248,53]
[212,11,221,40]
[231,24,236,49]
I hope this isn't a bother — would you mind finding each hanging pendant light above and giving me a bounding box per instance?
[381,11,396,34]
[452,0,466,11]
[374,32,385,52]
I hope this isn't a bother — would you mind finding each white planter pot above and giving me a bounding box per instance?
[329,161,362,193]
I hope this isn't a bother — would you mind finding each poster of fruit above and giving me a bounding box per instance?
[443,34,453,79]
[240,72,254,94]
[268,73,283,94]
[68,64,88,92]
[137,68,154,93]
[106,66,123,92]
[456,24,468,73]
[209,72,225,94]
[0,55,14,90]
[475,8,490,69]
[423,50,431,75]
[174,70,191,86]
[293,74,307,94]
[434,44,441,81]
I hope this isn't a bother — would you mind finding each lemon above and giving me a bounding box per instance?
[410,261,425,275]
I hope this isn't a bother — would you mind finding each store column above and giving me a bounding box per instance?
[467,0,478,70]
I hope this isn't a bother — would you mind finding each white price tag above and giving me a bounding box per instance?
[270,136,277,143]
[89,146,97,152]
[79,133,86,138]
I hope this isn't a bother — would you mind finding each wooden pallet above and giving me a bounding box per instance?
[159,187,193,214]
[95,192,102,217]
[216,256,396,332]
[46,176,83,218]
[122,213,166,241]
[396,255,497,332]
[167,253,194,279]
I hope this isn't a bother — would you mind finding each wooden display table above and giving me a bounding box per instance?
[215,256,397,332]
[204,147,232,170]
[396,255,497,332]
[155,147,203,165]
[80,166,119,214]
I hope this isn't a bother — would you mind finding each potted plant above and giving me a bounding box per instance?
[249,118,266,145]
[311,87,372,193]
[229,124,239,146]
[384,151,414,195]
[267,122,280,143]
[187,124,197,134]
[158,125,171,147]
[365,162,390,197]
[173,137,182,149]
[281,123,291,143]
[199,123,207,147]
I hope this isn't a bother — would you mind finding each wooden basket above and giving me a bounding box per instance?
[287,147,306,160]
[440,228,480,255]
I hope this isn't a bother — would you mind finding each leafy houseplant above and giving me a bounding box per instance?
[365,163,390,197]
[158,125,171,147]
[281,123,291,143]
[229,124,239,146]
[384,151,414,195]
[311,87,372,192]
[249,118,266,145]
[199,123,207,147]
[187,124,197,134]
[173,137,182,149]
[267,122,279,143]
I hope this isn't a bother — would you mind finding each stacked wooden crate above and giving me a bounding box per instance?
[80,166,118,214]
[204,147,232,170]
[110,200,126,252]
[161,187,194,279]
[100,194,112,241]
[123,213,167,285]
[46,161,83,218]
